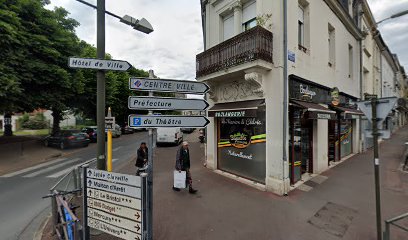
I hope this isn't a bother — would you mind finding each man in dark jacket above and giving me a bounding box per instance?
[173,141,197,194]
[135,142,148,176]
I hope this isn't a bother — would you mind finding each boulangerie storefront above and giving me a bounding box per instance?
[208,100,266,184]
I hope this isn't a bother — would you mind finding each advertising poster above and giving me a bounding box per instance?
[217,113,266,183]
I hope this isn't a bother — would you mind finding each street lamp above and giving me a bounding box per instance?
[377,9,408,24]
[74,0,153,170]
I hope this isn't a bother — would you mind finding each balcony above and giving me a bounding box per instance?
[196,26,273,79]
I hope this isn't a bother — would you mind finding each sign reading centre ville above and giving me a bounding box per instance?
[69,57,132,71]
[129,77,209,94]
[84,168,143,240]
[128,96,209,111]
[129,115,210,128]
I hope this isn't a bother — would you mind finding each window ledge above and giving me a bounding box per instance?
[298,44,308,54]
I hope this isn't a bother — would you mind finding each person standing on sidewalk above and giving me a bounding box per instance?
[135,142,148,176]
[173,141,198,194]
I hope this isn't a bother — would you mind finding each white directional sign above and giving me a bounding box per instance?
[128,115,210,128]
[128,96,209,110]
[69,57,132,71]
[88,198,142,221]
[87,178,141,198]
[88,218,141,240]
[88,208,142,233]
[87,168,141,187]
[129,77,209,94]
[105,117,115,130]
[87,188,141,210]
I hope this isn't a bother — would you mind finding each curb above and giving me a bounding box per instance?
[33,213,52,240]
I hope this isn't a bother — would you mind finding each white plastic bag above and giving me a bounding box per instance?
[173,170,186,188]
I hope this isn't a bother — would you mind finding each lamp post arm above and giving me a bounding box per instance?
[75,0,122,20]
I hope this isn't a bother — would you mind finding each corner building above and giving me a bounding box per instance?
[197,0,365,195]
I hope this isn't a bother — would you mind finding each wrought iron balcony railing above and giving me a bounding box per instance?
[196,26,273,78]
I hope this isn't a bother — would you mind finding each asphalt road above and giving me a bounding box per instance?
[0,131,149,240]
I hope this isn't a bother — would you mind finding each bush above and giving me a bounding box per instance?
[22,119,49,129]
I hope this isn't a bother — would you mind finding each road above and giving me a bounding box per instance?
[0,131,149,240]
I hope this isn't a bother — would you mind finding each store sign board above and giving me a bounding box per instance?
[307,112,335,120]
[209,109,257,118]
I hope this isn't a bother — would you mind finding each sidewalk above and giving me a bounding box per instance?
[0,136,86,176]
[40,128,408,240]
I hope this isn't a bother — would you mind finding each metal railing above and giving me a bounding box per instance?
[196,25,273,78]
[384,212,408,240]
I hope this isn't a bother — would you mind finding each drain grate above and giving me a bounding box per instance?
[308,202,357,238]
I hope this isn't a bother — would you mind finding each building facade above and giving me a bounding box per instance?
[197,0,406,195]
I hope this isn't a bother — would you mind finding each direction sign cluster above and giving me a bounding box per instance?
[128,77,210,128]
[84,168,143,240]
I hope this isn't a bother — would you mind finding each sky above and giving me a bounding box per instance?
[47,0,408,80]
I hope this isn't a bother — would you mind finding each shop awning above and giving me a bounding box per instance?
[331,106,364,119]
[291,100,336,120]
[208,99,264,117]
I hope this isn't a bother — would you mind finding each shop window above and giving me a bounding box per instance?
[242,0,256,31]
[223,13,234,41]
[328,23,335,67]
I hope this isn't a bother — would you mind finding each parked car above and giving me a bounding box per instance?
[156,128,183,146]
[81,126,98,142]
[121,124,134,134]
[181,128,195,133]
[44,130,90,150]
[112,124,122,138]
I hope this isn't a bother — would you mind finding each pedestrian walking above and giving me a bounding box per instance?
[135,142,148,176]
[173,141,198,194]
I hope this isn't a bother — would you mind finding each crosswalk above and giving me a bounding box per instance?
[0,157,119,179]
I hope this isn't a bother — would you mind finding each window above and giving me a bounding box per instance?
[328,24,335,67]
[348,44,353,78]
[242,0,256,31]
[298,5,305,47]
[223,13,234,41]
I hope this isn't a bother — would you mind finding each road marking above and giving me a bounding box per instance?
[23,158,81,178]
[0,158,67,177]
[112,158,118,162]
[112,146,122,152]
[46,157,98,178]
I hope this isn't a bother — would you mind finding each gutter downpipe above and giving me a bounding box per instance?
[358,3,364,152]
[282,0,289,196]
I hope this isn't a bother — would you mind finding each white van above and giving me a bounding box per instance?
[156,128,183,145]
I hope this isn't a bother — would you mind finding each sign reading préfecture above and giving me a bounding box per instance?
[128,96,209,111]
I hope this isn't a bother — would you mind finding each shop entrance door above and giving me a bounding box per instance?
[289,108,313,184]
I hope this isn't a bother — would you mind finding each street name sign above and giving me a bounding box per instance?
[128,115,210,128]
[87,168,141,187]
[88,208,142,233]
[88,218,141,240]
[128,96,209,111]
[69,57,132,71]
[87,188,141,210]
[87,178,141,198]
[88,198,142,221]
[129,77,209,94]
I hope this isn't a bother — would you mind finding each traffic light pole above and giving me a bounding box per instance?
[96,0,106,170]
[371,97,382,240]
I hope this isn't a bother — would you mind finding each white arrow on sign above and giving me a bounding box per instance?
[88,218,141,240]
[88,208,142,233]
[87,198,142,221]
[68,57,132,71]
[87,188,141,210]
[128,115,210,128]
[87,169,141,187]
[87,178,141,198]
[128,96,209,110]
[129,77,209,94]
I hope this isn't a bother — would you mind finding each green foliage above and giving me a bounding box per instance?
[22,118,48,129]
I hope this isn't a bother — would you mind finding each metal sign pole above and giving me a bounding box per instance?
[146,70,154,240]
[82,166,90,240]
[371,97,382,240]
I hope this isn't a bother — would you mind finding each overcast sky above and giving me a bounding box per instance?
[47,0,408,80]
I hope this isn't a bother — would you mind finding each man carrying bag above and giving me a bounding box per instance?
[173,141,197,194]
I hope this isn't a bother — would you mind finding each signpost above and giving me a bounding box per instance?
[356,96,397,240]
[105,117,115,130]
[69,57,132,71]
[128,96,209,110]
[127,72,211,240]
[128,115,210,128]
[129,77,209,94]
[83,167,143,240]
